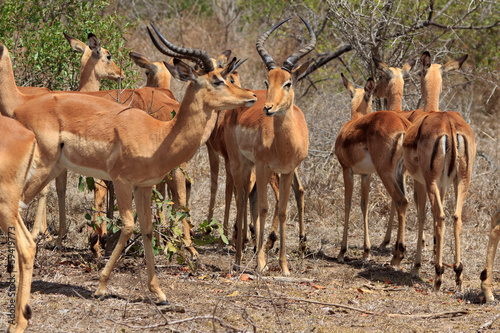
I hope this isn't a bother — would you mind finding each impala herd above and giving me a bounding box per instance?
[0,17,497,332]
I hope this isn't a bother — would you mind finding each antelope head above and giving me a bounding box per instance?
[341,73,375,118]
[373,56,415,100]
[148,24,256,111]
[64,32,124,83]
[129,51,172,89]
[256,17,316,116]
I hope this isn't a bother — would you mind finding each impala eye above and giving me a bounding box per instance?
[213,79,225,86]
[107,54,112,61]
[283,81,292,90]
[230,77,235,84]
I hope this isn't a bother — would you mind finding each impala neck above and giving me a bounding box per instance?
[351,90,372,121]
[78,61,101,92]
[0,49,30,117]
[422,64,443,112]
[385,81,403,111]
[157,83,215,169]
[273,104,306,155]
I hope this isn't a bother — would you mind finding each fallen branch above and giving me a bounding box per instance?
[478,310,500,332]
[237,294,468,319]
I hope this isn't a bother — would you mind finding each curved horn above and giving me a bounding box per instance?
[147,26,205,68]
[150,23,214,72]
[282,16,316,72]
[256,17,292,71]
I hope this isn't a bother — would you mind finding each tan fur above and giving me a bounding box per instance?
[65,33,124,92]
[402,51,475,292]
[225,64,309,275]
[0,116,38,332]
[2,41,256,322]
[130,51,172,90]
[335,75,411,264]
[373,58,418,249]
[481,209,500,303]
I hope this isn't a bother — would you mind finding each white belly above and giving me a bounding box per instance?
[60,151,112,181]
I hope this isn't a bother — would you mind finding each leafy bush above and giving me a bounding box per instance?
[0,0,139,90]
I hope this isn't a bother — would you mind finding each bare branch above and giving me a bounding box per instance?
[298,44,353,80]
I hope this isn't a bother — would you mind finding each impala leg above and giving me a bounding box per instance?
[481,210,500,303]
[91,179,108,258]
[245,171,256,246]
[95,181,135,299]
[232,163,247,271]
[224,167,234,240]
[338,167,354,263]
[207,144,220,224]
[134,186,167,304]
[264,173,280,252]
[54,170,67,249]
[255,165,272,273]
[360,174,372,261]
[31,185,49,240]
[427,182,445,292]
[380,200,395,250]
[4,213,36,333]
[156,177,167,225]
[248,180,258,247]
[292,169,306,253]
[171,166,197,260]
[277,172,294,276]
[411,181,427,277]
[452,175,471,292]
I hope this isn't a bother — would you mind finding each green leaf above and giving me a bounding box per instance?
[78,176,85,192]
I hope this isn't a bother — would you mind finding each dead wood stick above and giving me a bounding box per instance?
[238,295,468,319]
[478,310,500,332]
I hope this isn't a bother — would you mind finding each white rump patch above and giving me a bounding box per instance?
[352,153,376,174]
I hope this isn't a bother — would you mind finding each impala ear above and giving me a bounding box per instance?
[216,50,232,68]
[165,58,198,82]
[64,32,86,53]
[373,56,393,78]
[443,54,468,73]
[402,59,416,79]
[421,51,431,71]
[292,60,311,82]
[341,73,355,98]
[130,52,156,71]
[365,77,375,95]
[87,33,102,57]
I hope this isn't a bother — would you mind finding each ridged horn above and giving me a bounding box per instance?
[149,23,214,72]
[282,16,316,72]
[256,17,292,71]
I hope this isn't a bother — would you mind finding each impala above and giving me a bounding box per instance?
[403,51,474,292]
[480,209,500,303]
[224,17,315,275]
[0,113,38,333]
[205,52,305,253]
[15,32,125,253]
[335,74,412,265]
[3,31,256,328]
[372,56,416,250]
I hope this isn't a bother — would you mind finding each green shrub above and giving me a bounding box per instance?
[0,0,139,90]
